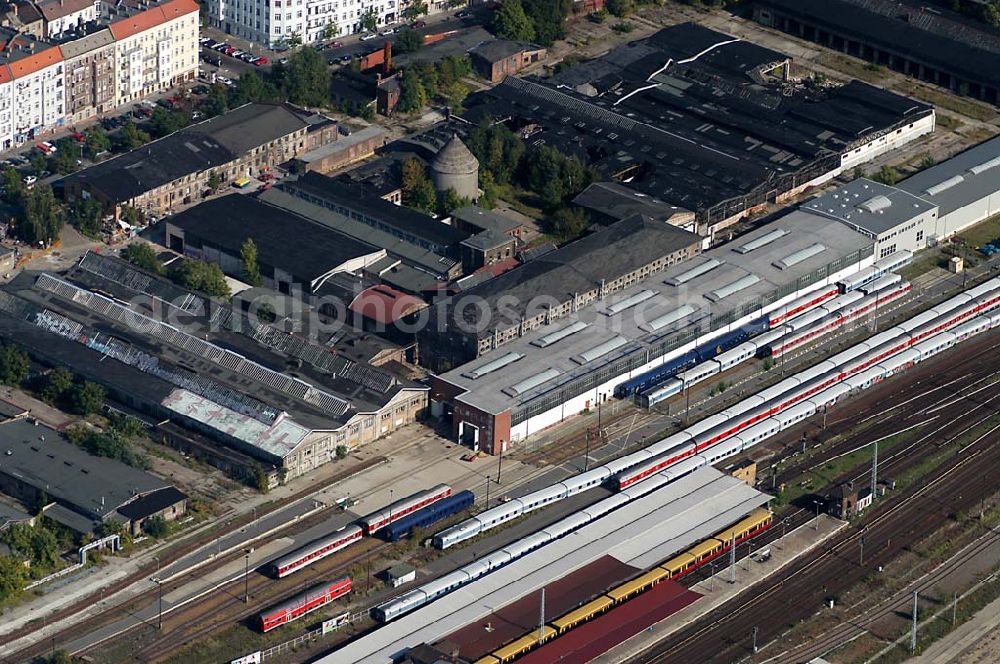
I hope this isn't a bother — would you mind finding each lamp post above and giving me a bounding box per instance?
[151,577,163,630]
[244,548,253,603]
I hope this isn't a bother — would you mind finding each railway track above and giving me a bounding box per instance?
[627,337,1000,664]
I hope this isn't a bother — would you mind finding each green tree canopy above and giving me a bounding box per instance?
[69,381,105,416]
[360,8,378,32]
[523,145,592,209]
[39,367,73,403]
[84,125,111,159]
[0,344,28,386]
[394,29,424,54]
[466,121,525,186]
[119,121,151,150]
[401,158,438,212]
[438,188,470,216]
[171,260,232,298]
[70,197,104,239]
[241,237,263,287]
[478,170,499,209]
[493,0,535,41]
[281,47,332,107]
[398,68,429,114]
[522,0,571,46]
[17,184,65,245]
[121,243,164,274]
[607,0,633,17]
[548,207,590,241]
[1,167,23,205]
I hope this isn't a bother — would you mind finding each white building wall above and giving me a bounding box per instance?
[507,253,876,443]
[47,3,102,38]
[0,80,13,150]
[113,9,197,106]
[939,192,1000,238]
[839,113,936,172]
[12,60,65,142]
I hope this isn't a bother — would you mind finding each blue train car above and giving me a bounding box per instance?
[613,350,699,398]
[694,317,769,362]
[382,490,475,542]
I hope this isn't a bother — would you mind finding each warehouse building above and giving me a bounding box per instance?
[806,135,1000,253]
[431,212,873,452]
[0,270,428,483]
[0,418,187,535]
[753,0,1000,105]
[164,195,387,295]
[420,215,705,372]
[464,23,934,238]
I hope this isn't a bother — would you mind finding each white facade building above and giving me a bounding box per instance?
[0,73,12,150]
[7,41,65,142]
[38,0,102,39]
[211,0,425,47]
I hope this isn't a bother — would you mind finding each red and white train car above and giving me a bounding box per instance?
[258,577,352,632]
[360,484,452,535]
[269,525,364,578]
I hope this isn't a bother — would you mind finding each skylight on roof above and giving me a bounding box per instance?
[705,274,760,302]
[773,243,825,270]
[461,352,524,380]
[924,175,965,197]
[503,368,561,397]
[531,321,589,348]
[858,195,891,213]
[734,229,787,254]
[573,336,628,365]
[968,155,1000,176]
[645,304,697,332]
[665,258,721,286]
[605,289,656,315]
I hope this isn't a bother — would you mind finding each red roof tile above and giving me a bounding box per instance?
[109,0,198,40]
[0,64,12,85]
[349,285,427,325]
[6,44,62,79]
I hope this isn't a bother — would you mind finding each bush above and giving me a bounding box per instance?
[121,243,163,275]
[588,10,608,22]
[335,445,349,459]
[143,515,170,538]
[611,21,635,33]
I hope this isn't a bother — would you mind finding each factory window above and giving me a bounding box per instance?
[916,230,924,242]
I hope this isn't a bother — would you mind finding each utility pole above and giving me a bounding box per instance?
[496,440,505,484]
[244,548,253,603]
[911,590,918,653]
[152,577,163,630]
[871,441,878,502]
[539,587,546,644]
[952,591,958,626]
[752,626,758,653]
[584,428,592,473]
[484,475,490,507]
[859,535,865,567]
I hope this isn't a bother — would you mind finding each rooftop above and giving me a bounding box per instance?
[295,125,387,165]
[166,195,385,288]
[469,39,542,64]
[461,229,514,252]
[573,181,695,226]
[803,178,936,235]
[65,104,309,203]
[432,215,702,340]
[437,210,871,415]
[0,418,168,521]
[898,135,1000,217]
[282,172,470,249]
[757,0,1000,88]
[464,23,931,220]
[451,206,523,235]
[349,285,427,325]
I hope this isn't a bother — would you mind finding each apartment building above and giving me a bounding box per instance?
[210,0,427,48]
[108,0,199,106]
[37,0,100,39]
[59,28,115,124]
[2,30,65,146]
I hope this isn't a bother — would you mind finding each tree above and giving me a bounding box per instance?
[171,260,232,298]
[121,243,164,274]
[119,121,150,150]
[69,381,105,416]
[478,170,499,209]
[230,71,277,106]
[149,107,190,138]
[17,184,65,245]
[403,1,428,19]
[0,344,28,386]
[548,207,590,240]
[523,144,592,209]
[401,158,438,212]
[872,165,900,186]
[70,197,104,238]
[607,0,633,17]
[48,651,73,664]
[0,555,27,604]
[208,170,222,192]
[67,425,150,469]
[39,367,73,404]
[493,0,535,41]
[203,84,230,117]
[443,81,469,113]
[31,152,46,176]
[394,28,424,54]
[143,515,170,538]
[438,188,470,215]
[320,22,340,41]
[398,68,429,113]
[241,238,263,287]
[466,121,525,186]
[282,47,331,107]
[1,166,23,204]
[522,0,571,46]
[84,125,110,159]
[335,445,349,459]
[50,139,82,174]
[360,8,378,33]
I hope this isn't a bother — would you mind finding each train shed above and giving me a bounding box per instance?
[319,466,770,663]
[431,209,873,452]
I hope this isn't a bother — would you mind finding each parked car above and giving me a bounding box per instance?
[191,85,210,95]
[359,33,377,41]
[378,27,395,35]
[455,10,471,18]
[340,54,353,63]
[22,175,36,186]
[253,56,268,66]
[328,40,344,48]
[410,20,426,28]
[70,132,85,143]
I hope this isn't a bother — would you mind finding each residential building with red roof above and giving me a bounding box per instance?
[0,28,65,146]
[36,0,100,39]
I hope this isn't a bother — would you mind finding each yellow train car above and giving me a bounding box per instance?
[714,508,773,545]
[492,626,557,663]
[660,551,697,578]
[607,567,672,603]
[687,537,725,563]
[551,595,615,634]
[474,656,500,664]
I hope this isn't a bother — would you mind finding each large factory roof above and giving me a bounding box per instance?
[464,23,931,218]
[435,215,702,339]
[437,210,872,415]
[897,135,1000,218]
[755,0,1000,89]
[802,178,936,236]
[320,467,769,663]
[0,418,169,522]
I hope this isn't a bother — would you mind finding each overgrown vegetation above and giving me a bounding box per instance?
[0,168,64,245]
[169,260,232,298]
[121,243,164,275]
[66,417,151,470]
